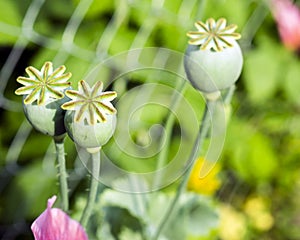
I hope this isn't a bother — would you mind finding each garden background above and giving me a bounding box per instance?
[1,0,300,239]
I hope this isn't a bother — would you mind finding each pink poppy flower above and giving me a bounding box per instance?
[31,195,88,240]
[271,0,300,51]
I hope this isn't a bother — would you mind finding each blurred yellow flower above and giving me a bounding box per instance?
[187,157,221,195]
[219,204,247,240]
[244,196,274,231]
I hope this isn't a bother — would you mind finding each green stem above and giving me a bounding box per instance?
[152,100,215,240]
[153,80,187,188]
[224,85,236,104]
[240,1,268,49]
[54,135,69,212]
[80,148,101,228]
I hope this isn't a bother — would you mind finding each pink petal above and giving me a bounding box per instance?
[271,0,300,50]
[31,195,88,240]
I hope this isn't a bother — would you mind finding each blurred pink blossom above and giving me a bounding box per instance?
[31,195,88,240]
[271,0,300,51]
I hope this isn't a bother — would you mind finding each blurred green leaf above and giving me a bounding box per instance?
[226,118,278,183]
[0,1,21,44]
[72,0,114,19]
[154,193,219,240]
[129,0,152,27]
[4,161,57,221]
[0,1,21,26]
[204,0,252,27]
[282,60,300,105]
[119,228,144,240]
[73,21,106,50]
[100,188,146,220]
[103,206,144,239]
[109,26,141,54]
[100,189,219,240]
[30,48,59,68]
[185,195,219,237]
[163,0,182,13]
[243,36,286,104]
[40,0,75,20]
[156,23,187,50]
[65,56,92,84]
[97,221,116,240]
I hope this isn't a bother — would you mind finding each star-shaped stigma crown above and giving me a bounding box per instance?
[61,80,117,125]
[187,18,241,52]
[15,61,72,105]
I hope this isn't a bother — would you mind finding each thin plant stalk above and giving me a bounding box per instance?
[80,148,101,228]
[152,99,215,240]
[224,85,236,104]
[153,0,208,190]
[54,135,69,212]
[153,80,187,188]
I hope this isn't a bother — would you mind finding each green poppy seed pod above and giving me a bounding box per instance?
[64,111,117,148]
[184,18,243,93]
[61,80,118,149]
[23,96,69,136]
[14,61,72,136]
[184,42,243,92]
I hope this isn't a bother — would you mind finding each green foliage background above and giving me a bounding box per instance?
[1,0,300,239]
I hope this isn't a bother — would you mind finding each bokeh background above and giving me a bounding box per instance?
[1,0,300,239]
